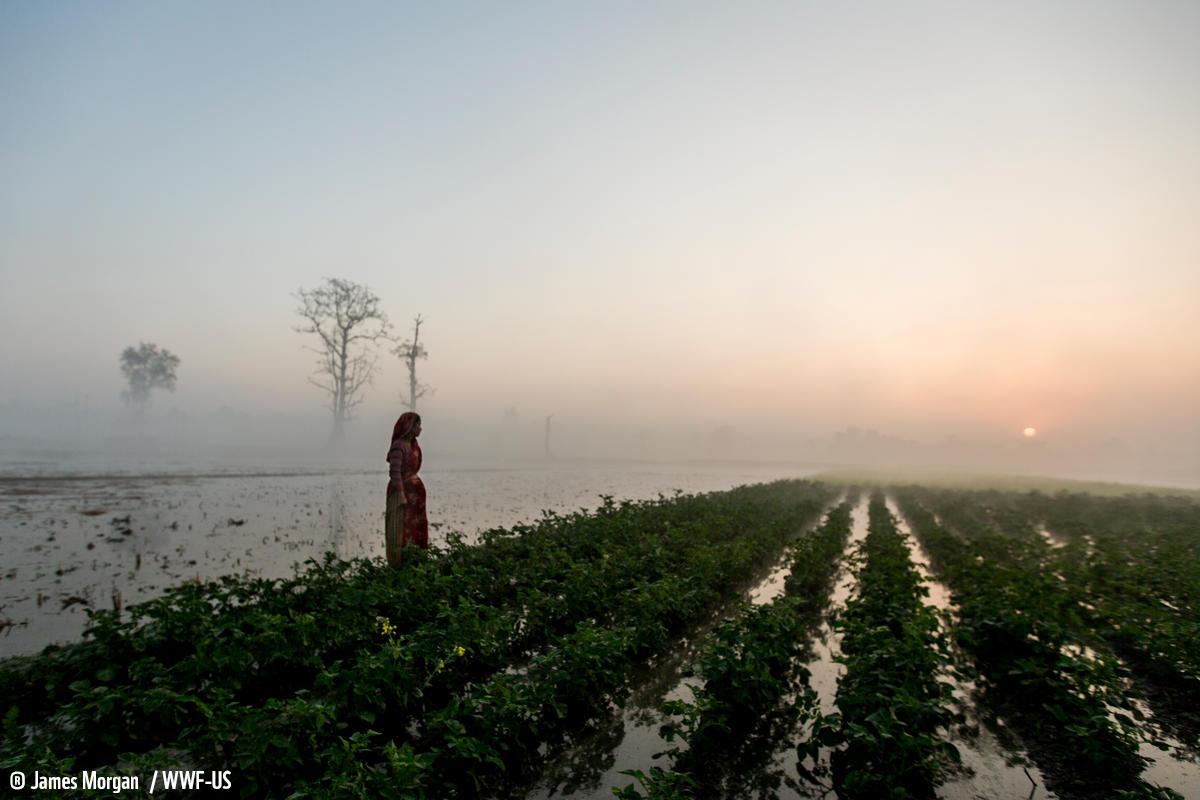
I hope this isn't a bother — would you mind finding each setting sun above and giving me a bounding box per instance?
[1023,427,1038,438]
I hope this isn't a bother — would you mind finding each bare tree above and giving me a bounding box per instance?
[393,314,432,412]
[294,278,392,443]
[119,342,180,415]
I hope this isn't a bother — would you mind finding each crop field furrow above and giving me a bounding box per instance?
[4,479,1198,799]
[1008,492,1200,750]
[910,487,1200,756]
[884,496,1057,798]
[0,480,834,799]
[824,493,959,799]
[895,490,1185,800]
[609,497,858,800]
[413,537,804,796]
[803,494,872,719]
[526,492,853,799]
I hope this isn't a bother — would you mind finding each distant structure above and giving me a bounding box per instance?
[119,342,180,416]
[293,277,392,444]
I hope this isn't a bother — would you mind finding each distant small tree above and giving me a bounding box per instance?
[294,278,392,443]
[119,342,180,415]
[393,314,432,412]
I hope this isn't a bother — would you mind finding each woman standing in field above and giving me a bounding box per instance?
[386,412,428,566]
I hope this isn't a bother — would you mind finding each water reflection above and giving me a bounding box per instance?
[327,479,349,556]
[0,461,818,657]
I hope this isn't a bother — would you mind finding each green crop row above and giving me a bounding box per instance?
[403,510,829,798]
[613,498,857,800]
[910,487,1200,751]
[895,490,1181,800]
[828,494,959,799]
[1,480,833,799]
[1012,492,1200,694]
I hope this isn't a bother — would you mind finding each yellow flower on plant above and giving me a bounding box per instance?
[453,645,466,657]
[436,659,445,671]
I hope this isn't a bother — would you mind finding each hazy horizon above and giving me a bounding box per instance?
[2,1,1198,486]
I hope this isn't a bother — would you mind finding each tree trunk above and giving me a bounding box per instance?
[333,331,349,446]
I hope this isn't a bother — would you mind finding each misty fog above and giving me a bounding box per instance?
[2,397,1195,489]
[3,4,1197,491]
[4,6,1200,798]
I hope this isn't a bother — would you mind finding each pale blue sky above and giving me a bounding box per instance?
[2,1,1198,454]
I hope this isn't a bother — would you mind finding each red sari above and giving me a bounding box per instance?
[386,413,428,566]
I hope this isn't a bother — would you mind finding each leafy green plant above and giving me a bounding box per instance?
[896,490,1183,800]
[631,498,857,799]
[828,494,959,799]
[0,480,834,799]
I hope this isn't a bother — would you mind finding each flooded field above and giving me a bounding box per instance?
[0,455,818,656]
[888,498,1054,800]
[531,494,849,800]
[529,492,1200,799]
[2,477,1198,800]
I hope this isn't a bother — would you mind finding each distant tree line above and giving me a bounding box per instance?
[118,277,431,445]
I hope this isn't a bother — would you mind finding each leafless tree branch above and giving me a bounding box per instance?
[392,314,432,412]
[293,278,392,441]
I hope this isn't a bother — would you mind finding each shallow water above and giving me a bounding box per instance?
[762,495,873,798]
[806,496,870,717]
[746,492,848,607]
[1036,525,1068,550]
[530,666,701,800]
[1088,662,1200,797]
[0,457,821,657]
[1033,525,1198,795]
[528,497,847,800]
[1134,697,1200,799]
[748,551,795,607]
[888,497,953,612]
[888,497,1057,800]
